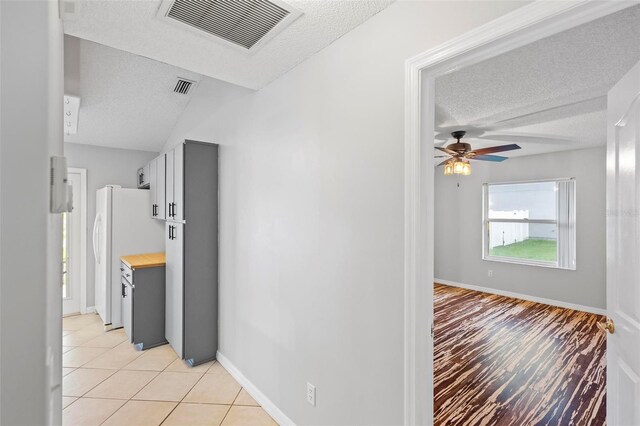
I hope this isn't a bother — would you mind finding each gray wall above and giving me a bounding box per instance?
[65,143,158,307]
[163,1,527,424]
[435,147,606,309]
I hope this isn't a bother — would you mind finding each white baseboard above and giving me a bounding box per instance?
[435,278,607,316]
[84,306,96,314]
[216,351,295,426]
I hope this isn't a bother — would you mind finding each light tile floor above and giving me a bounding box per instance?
[62,314,278,426]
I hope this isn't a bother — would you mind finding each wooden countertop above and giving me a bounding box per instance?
[121,253,166,269]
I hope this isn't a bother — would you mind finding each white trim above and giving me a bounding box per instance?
[68,168,88,314]
[216,351,295,426]
[435,278,607,316]
[85,306,96,314]
[404,1,631,423]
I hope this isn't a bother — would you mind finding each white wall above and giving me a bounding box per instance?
[64,143,158,306]
[0,1,64,424]
[165,1,527,424]
[435,147,606,310]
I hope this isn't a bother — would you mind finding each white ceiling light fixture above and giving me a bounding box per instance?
[156,0,302,54]
[63,95,80,135]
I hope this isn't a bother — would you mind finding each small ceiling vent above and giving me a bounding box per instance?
[157,0,302,53]
[173,78,195,95]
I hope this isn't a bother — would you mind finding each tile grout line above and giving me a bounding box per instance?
[64,317,261,425]
[218,387,243,426]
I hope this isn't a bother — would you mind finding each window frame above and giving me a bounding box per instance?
[482,178,576,270]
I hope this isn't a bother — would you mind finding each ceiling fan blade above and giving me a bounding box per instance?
[435,146,458,156]
[470,154,508,162]
[471,144,521,155]
[436,159,451,167]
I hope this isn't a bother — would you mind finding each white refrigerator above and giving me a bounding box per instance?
[93,185,164,328]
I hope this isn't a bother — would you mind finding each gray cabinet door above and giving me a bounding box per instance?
[156,155,166,220]
[165,222,184,357]
[122,280,133,342]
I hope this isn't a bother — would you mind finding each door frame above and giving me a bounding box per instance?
[68,167,88,314]
[403,1,635,423]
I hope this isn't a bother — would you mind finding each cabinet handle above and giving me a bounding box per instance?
[172,202,177,217]
[168,203,173,217]
[120,267,124,272]
[122,282,126,298]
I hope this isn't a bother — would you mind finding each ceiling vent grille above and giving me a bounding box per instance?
[173,78,195,95]
[161,0,299,52]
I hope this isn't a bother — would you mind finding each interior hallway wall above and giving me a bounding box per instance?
[65,142,158,307]
[435,147,606,310]
[165,1,528,424]
[1,1,64,423]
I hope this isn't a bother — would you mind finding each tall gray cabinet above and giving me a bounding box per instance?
[164,141,218,366]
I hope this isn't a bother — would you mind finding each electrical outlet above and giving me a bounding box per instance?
[488,269,493,277]
[306,382,316,406]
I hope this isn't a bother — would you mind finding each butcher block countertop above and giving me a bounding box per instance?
[121,253,166,269]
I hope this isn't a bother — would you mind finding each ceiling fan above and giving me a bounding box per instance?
[435,130,521,175]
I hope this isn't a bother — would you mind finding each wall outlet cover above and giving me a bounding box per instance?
[306,382,316,406]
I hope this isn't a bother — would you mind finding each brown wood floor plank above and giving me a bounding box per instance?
[434,283,606,426]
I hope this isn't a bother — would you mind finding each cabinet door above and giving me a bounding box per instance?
[165,222,184,357]
[166,150,174,219]
[122,280,133,342]
[173,144,184,221]
[149,159,157,218]
[156,155,166,220]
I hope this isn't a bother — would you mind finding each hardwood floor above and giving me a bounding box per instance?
[434,284,606,426]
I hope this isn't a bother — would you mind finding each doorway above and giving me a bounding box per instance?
[403,1,638,424]
[63,168,87,316]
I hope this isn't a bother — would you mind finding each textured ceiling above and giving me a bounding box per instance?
[435,4,640,156]
[62,0,394,90]
[64,36,249,152]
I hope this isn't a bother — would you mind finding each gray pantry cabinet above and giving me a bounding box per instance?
[158,141,219,366]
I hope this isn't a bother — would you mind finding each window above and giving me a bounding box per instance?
[482,179,576,269]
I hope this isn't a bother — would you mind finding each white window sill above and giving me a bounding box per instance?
[483,255,575,270]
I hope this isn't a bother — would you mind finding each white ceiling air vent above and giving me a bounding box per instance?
[157,0,302,54]
[174,78,195,95]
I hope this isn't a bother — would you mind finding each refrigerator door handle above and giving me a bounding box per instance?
[93,213,102,263]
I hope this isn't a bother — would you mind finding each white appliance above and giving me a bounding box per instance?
[93,185,164,328]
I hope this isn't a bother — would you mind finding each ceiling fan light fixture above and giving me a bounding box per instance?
[462,162,471,176]
[453,159,466,174]
[444,161,454,175]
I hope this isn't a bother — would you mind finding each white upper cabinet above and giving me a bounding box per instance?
[145,144,183,222]
[156,155,166,220]
[166,144,184,222]
[149,158,157,217]
[148,154,166,220]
